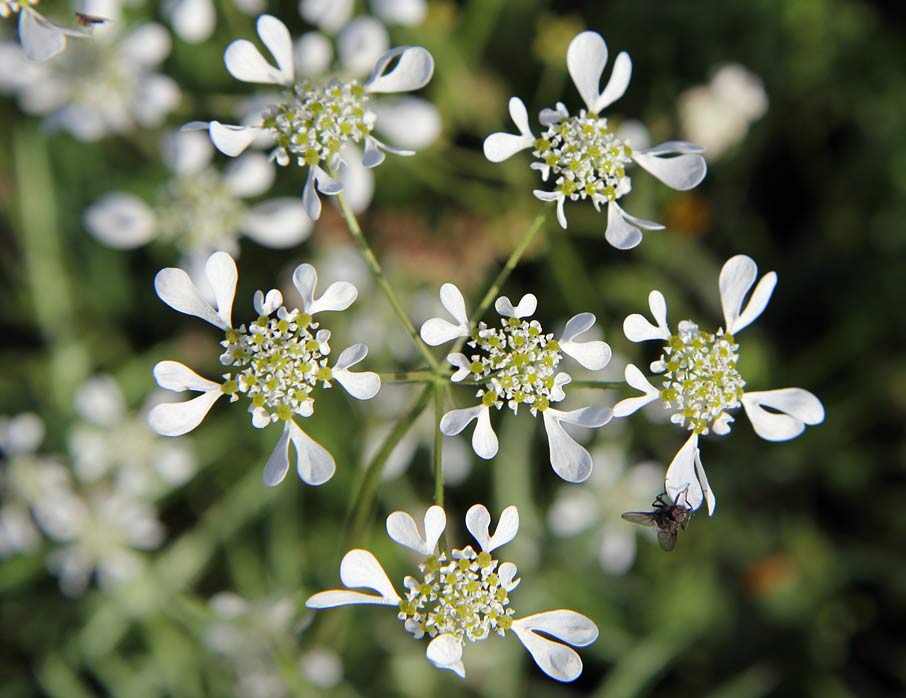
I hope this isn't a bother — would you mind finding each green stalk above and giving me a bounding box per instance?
[333,187,441,372]
[451,207,549,355]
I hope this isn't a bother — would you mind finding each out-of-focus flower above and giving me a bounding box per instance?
[84,130,311,265]
[1,0,90,61]
[68,374,197,499]
[185,14,434,221]
[307,504,599,682]
[204,592,299,698]
[0,20,179,141]
[679,63,768,160]
[614,255,826,514]
[148,251,381,487]
[484,30,707,250]
[420,284,613,482]
[547,443,663,573]
[162,0,264,44]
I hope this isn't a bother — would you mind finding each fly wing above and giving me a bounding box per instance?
[657,528,678,551]
[621,511,657,527]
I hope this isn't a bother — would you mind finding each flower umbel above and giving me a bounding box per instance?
[483,30,707,249]
[614,255,826,514]
[420,284,613,483]
[148,251,381,486]
[185,14,434,220]
[306,504,598,682]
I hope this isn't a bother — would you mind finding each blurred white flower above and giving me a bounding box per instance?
[614,255,825,515]
[185,14,434,220]
[547,443,663,574]
[0,20,179,141]
[307,504,598,682]
[484,30,707,250]
[148,251,381,487]
[1,0,90,61]
[68,374,197,498]
[679,63,768,160]
[162,0,264,44]
[420,283,613,482]
[205,592,299,698]
[84,130,311,264]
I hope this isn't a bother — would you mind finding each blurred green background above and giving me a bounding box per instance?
[2,0,905,696]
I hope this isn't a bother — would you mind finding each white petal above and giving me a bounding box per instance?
[205,251,238,328]
[604,201,643,250]
[719,255,778,334]
[542,411,593,483]
[594,51,632,112]
[147,391,222,436]
[152,360,220,392]
[361,136,386,168]
[694,449,716,516]
[305,549,400,607]
[567,31,609,113]
[84,193,156,249]
[242,198,312,248]
[262,421,292,486]
[741,388,825,441]
[447,353,471,382]
[440,282,469,325]
[494,293,536,318]
[224,152,274,197]
[209,122,259,157]
[712,411,735,436]
[620,208,666,231]
[426,634,465,678]
[294,31,332,77]
[483,97,535,162]
[640,140,705,155]
[298,0,353,33]
[465,504,519,553]
[534,190,568,228]
[311,281,358,314]
[539,102,568,126]
[121,23,171,66]
[549,405,613,428]
[288,420,336,485]
[371,0,426,26]
[301,167,323,220]
[336,145,374,213]
[365,46,434,94]
[225,14,293,84]
[386,506,446,555]
[420,318,469,345]
[612,364,660,417]
[559,313,595,342]
[511,610,598,683]
[333,343,367,370]
[623,290,671,342]
[334,356,381,400]
[19,8,67,62]
[665,434,703,512]
[154,267,225,328]
[440,405,498,459]
[253,289,283,315]
[631,147,708,191]
[372,97,441,150]
[498,561,520,590]
[550,372,571,402]
[561,335,611,371]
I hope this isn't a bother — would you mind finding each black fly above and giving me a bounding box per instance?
[621,489,694,552]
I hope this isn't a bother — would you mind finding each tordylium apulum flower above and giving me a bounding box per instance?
[306,504,599,682]
[614,255,825,514]
[420,284,613,483]
[185,14,434,220]
[1,0,90,62]
[484,30,707,250]
[148,251,381,486]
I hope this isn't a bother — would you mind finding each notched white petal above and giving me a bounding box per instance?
[262,421,292,486]
[511,610,598,682]
[494,293,537,319]
[613,364,660,417]
[440,406,498,459]
[288,420,336,485]
[566,30,609,114]
[209,121,260,157]
[305,549,400,608]
[632,145,707,191]
[465,504,518,552]
[719,255,778,335]
[386,505,446,555]
[483,97,535,162]
[426,633,465,678]
[665,434,704,512]
[741,388,825,442]
[147,390,222,437]
[604,201,644,250]
[365,45,434,94]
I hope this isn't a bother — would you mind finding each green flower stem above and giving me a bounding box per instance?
[333,185,441,373]
[345,385,435,548]
[433,381,448,552]
[568,380,629,389]
[451,206,550,356]
[376,370,437,383]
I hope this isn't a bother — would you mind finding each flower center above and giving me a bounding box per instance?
[532,110,633,202]
[219,310,332,422]
[157,169,245,248]
[261,80,375,169]
[398,547,515,643]
[656,320,745,435]
[465,318,562,414]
